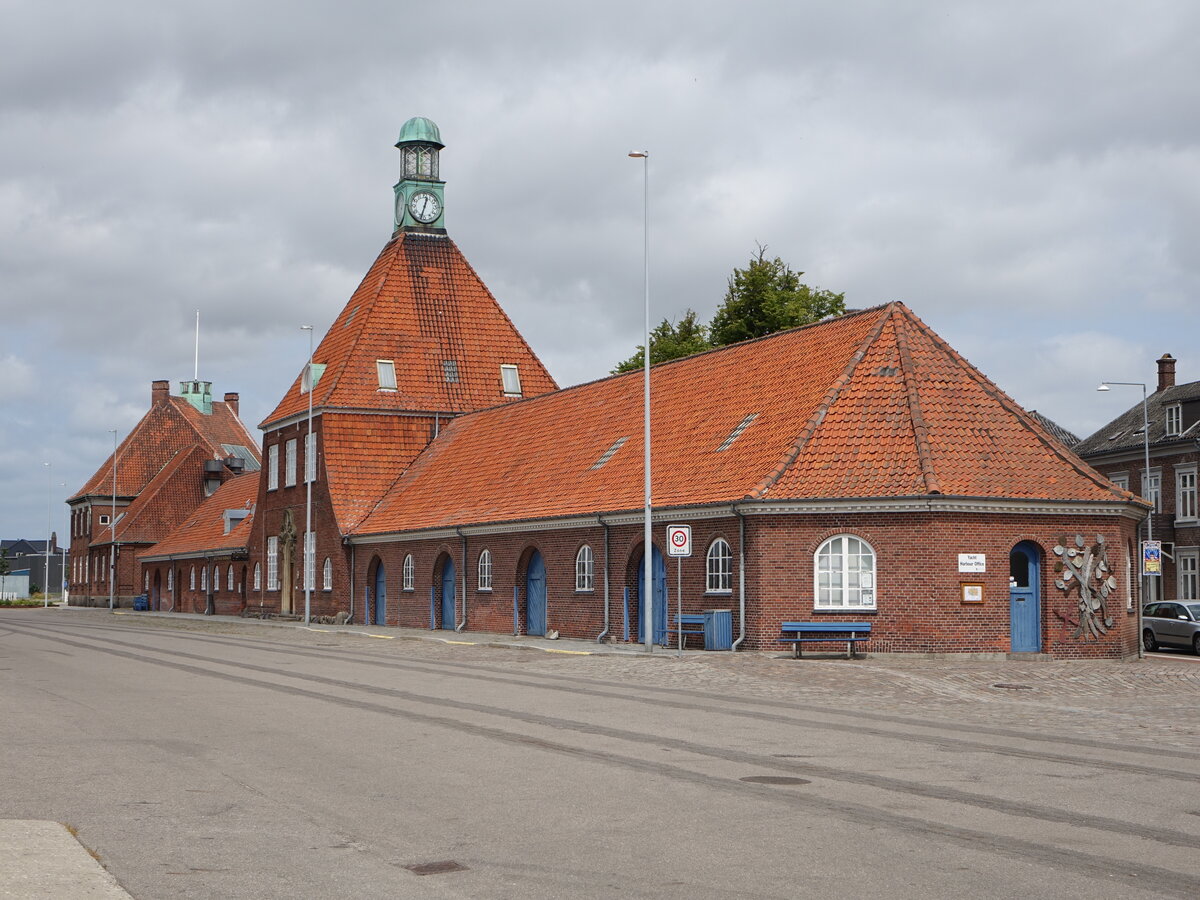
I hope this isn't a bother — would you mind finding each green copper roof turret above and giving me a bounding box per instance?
[395,117,444,149]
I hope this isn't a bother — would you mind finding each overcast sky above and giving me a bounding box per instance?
[2,0,1198,544]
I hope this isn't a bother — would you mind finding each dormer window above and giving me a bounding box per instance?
[1166,403,1182,436]
[500,364,521,396]
[377,359,397,391]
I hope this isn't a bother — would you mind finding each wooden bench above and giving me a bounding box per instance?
[779,621,872,658]
[667,613,706,646]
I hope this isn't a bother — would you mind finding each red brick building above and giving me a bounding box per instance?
[66,379,259,606]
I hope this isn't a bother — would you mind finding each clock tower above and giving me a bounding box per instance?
[393,116,446,234]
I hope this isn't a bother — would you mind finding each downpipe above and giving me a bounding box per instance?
[596,516,610,643]
[455,527,467,632]
[731,505,747,651]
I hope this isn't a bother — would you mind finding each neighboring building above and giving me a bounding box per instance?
[1075,353,1200,607]
[0,537,65,596]
[1027,411,1080,449]
[138,473,259,615]
[66,379,260,606]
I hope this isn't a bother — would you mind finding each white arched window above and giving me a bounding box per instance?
[227,565,235,592]
[815,535,876,609]
[167,568,174,591]
[200,567,208,592]
[190,566,196,591]
[706,539,732,593]
[478,549,493,591]
[403,554,415,591]
[576,545,594,592]
[144,571,149,591]
[253,562,261,591]
[211,566,218,593]
[323,557,332,591]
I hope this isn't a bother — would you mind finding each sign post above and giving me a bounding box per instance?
[667,525,692,656]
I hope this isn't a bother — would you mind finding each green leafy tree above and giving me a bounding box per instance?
[612,309,711,374]
[0,549,9,578]
[708,245,845,347]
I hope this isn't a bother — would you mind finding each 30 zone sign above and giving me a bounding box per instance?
[667,524,692,557]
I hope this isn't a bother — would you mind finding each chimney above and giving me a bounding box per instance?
[224,392,239,416]
[1157,353,1176,393]
[152,380,170,406]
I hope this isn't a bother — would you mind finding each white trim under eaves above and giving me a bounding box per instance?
[138,548,248,564]
[347,496,1147,545]
[261,407,458,433]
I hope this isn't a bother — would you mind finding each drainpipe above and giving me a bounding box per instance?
[731,505,747,651]
[597,516,610,643]
[347,539,355,625]
[455,527,467,632]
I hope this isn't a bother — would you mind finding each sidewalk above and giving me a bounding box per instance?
[0,821,131,898]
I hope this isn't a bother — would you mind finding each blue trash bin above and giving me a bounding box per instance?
[133,594,149,611]
[703,609,733,650]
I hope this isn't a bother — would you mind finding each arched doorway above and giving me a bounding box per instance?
[526,550,547,636]
[440,557,456,630]
[374,561,387,625]
[1009,541,1042,652]
[636,545,668,645]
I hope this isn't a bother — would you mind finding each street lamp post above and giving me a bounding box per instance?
[1097,380,1150,659]
[109,428,117,610]
[302,324,314,627]
[629,150,652,653]
[43,462,52,607]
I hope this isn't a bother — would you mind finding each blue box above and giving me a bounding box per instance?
[703,609,733,650]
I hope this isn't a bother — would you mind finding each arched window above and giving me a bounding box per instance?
[200,567,207,592]
[167,568,174,591]
[190,566,196,591]
[323,557,333,591]
[253,562,261,591]
[227,565,235,592]
[211,566,218,593]
[706,539,733,593]
[576,545,594,591]
[144,571,149,591]
[815,535,876,609]
[478,549,493,591]
[402,554,415,591]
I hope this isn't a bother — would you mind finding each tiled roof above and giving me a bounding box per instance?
[1074,378,1200,457]
[138,473,259,560]
[354,303,1131,537]
[1027,411,1080,449]
[321,414,437,533]
[261,233,558,429]
[71,394,260,501]
[104,445,212,546]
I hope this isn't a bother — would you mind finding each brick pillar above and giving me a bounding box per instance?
[1156,354,1176,393]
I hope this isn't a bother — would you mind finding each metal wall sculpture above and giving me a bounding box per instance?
[1053,534,1118,639]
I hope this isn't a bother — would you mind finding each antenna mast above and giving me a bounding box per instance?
[194,310,200,380]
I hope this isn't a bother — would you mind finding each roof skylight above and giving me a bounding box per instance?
[716,413,759,452]
[591,436,628,469]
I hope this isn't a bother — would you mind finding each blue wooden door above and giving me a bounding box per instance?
[527,551,547,636]
[440,559,456,630]
[637,546,668,645]
[374,563,387,626]
[1009,542,1041,652]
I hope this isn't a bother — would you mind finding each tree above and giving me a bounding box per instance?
[612,309,712,374]
[708,245,845,347]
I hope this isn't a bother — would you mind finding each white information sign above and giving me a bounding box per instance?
[667,524,692,558]
[958,553,986,574]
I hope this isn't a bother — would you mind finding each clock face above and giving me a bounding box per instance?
[408,190,441,224]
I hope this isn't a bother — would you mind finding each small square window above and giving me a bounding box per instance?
[377,359,397,391]
[500,364,521,396]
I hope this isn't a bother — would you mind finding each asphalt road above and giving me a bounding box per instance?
[2,608,1199,899]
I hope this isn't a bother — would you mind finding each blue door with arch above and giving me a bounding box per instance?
[637,545,668,645]
[1009,542,1042,652]
[527,551,547,636]
[373,562,386,626]
[440,558,456,630]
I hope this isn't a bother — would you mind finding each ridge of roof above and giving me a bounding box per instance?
[747,304,894,499]
[892,306,943,495]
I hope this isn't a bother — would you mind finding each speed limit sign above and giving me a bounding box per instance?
[667,524,692,557]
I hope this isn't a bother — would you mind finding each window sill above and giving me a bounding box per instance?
[704,590,733,597]
[477,588,493,594]
[575,588,594,594]
[811,607,878,615]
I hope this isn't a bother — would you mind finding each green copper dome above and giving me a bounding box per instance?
[395,116,444,149]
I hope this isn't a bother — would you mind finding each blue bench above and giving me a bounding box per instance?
[779,621,872,658]
[667,613,706,639]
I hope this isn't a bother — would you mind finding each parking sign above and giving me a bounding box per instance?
[667,524,692,557]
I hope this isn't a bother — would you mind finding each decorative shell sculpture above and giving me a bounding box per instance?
[1052,534,1117,640]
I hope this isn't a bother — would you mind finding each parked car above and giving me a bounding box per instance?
[1142,602,1200,654]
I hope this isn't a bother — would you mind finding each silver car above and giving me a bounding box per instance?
[1142,602,1200,654]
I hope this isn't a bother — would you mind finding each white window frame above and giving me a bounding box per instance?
[1176,465,1197,523]
[377,359,397,391]
[575,545,594,592]
[267,444,279,491]
[190,566,196,591]
[303,531,315,591]
[201,567,208,592]
[167,568,174,592]
[1178,548,1199,601]
[285,439,297,488]
[402,554,415,591]
[477,549,493,592]
[1165,403,1182,437]
[814,534,877,610]
[322,557,333,592]
[305,431,317,484]
[227,564,235,592]
[253,562,261,591]
[500,364,522,396]
[1109,471,1128,492]
[144,571,149,591]
[706,539,733,594]
[267,537,279,591]
[98,514,110,526]
[1142,468,1162,512]
[211,566,218,593]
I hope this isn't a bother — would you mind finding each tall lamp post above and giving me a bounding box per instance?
[43,462,52,607]
[628,150,652,653]
[1097,380,1150,659]
[109,428,117,610]
[301,324,314,627]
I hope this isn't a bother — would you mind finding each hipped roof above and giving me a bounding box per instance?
[356,303,1134,537]
[139,473,259,561]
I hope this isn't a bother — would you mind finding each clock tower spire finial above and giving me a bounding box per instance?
[393,117,446,234]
